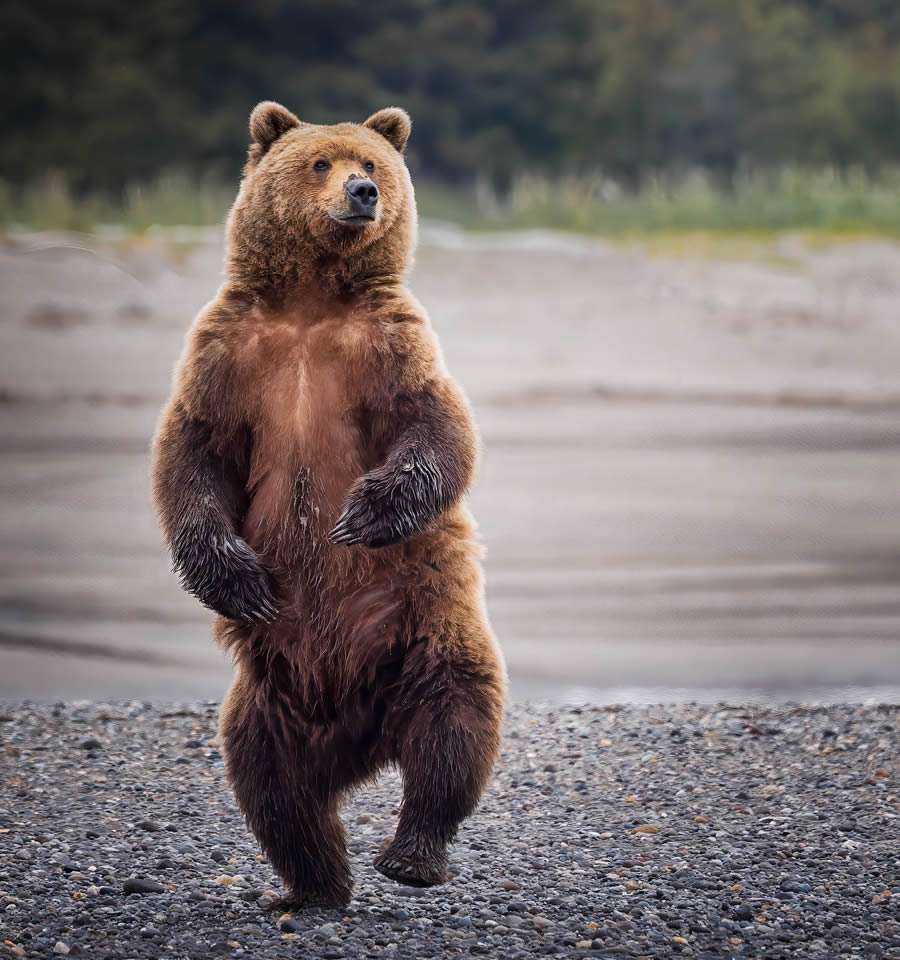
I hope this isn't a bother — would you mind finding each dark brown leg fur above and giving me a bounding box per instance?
[221,672,362,910]
[375,643,502,887]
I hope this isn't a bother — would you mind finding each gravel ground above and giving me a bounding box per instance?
[1,702,898,960]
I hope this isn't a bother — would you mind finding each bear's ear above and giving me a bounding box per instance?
[364,107,411,153]
[249,101,302,155]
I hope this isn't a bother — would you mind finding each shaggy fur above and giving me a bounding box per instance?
[151,102,506,908]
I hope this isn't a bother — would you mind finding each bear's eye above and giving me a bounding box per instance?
[363,161,375,174]
[313,160,331,172]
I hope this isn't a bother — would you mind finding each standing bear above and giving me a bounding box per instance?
[151,102,506,909]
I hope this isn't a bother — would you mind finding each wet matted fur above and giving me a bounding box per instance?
[151,102,506,908]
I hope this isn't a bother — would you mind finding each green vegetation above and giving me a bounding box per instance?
[468,168,900,236]
[4,168,900,239]
[0,173,233,234]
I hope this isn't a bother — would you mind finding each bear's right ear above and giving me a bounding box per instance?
[249,101,302,158]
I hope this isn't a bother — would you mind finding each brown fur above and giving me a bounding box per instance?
[151,102,506,908]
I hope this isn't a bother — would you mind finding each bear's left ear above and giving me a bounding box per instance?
[249,101,302,155]
[364,107,411,153]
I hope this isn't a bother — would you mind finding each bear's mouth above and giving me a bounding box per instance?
[332,213,376,226]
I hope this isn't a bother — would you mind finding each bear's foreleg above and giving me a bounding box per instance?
[152,402,277,623]
[221,679,354,909]
[330,381,477,548]
[376,643,504,886]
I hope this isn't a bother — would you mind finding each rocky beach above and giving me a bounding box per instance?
[1,700,898,959]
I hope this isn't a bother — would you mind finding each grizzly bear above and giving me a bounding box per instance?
[151,101,506,909]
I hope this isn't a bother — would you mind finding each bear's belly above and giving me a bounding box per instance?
[241,436,409,635]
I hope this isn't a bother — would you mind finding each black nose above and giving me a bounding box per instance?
[345,178,379,209]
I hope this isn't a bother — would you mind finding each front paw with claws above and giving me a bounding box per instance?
[329,471,417,548]
[173,522,279,623]
[331,452,444,549]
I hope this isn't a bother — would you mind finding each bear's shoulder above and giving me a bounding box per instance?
[172,297,258,415]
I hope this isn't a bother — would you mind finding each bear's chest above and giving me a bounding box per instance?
[247,313,402,458]
[299,314,404,413]
[241,313,406,541]
[245,309,391,390]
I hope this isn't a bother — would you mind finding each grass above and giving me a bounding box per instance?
[3,167,900,241]
[0,172,233,235]
[420,167,900,237]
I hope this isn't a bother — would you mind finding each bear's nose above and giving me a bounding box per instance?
[345,178,379,210]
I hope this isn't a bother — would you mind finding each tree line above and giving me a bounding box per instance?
[2,0,899,193]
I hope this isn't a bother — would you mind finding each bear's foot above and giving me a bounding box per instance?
[264,885,352,913]
[373,835,449,888]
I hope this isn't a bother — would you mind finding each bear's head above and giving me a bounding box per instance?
[226,101,416,292]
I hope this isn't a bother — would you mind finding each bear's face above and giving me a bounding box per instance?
[231,102,414,265]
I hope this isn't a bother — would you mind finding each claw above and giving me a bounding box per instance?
[239,592,278,624]
[331,527,363,545]
[329,517,352,538]
[330,514,365,542]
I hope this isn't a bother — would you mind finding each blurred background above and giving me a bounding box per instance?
[1,1,899,702]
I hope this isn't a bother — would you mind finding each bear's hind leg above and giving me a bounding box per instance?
[221,676,354,910]
[376,639,504,887]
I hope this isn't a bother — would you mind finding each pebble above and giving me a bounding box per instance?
[214,874,245,885]
[123,878,165,894]
[136,819,163,832]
